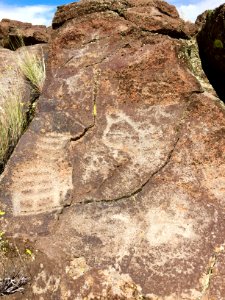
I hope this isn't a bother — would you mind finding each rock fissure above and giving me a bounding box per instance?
[57,37,112,71]
[73,95,197,206]
[92,68,100,123]
[199,244,225,299]
[70,124,95,142]
[70,68,100,142]
[60,51,105,71]
[76,134,181,206]
[142,27,189,40]
[62,42,124,70]
[84,56,109,69]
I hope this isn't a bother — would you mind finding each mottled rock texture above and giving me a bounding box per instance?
[195,10,208,32]
[197,4,225,102]
[1,0,225,299]
[0,19,50,49]
[0,48,29,108]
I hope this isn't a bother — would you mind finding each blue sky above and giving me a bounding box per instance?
[0,0,224,25]
[170,0,225,21]
[3,0,67,4]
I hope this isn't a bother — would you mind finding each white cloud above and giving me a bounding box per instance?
[0,3,56,26]
[177,0,225,22]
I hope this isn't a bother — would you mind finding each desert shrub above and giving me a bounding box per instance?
[10,36,46,94]
[19,48,46,94]
[0,119,9,167]
[0,87,25,167]
[0,274,29,296]
[214,39,223,49]
[0,39,46,171]
[0,232,30,296]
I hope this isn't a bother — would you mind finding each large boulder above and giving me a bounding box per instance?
[0,0,225,299]
[0,19,50,49]
[53,0,197,37]
[196,5,225,101]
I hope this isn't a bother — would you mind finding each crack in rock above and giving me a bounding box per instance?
[199,243,225,299]
[70,124,95,142]
[73,94,201,206]
[70,67,100,142]
[77,135,180,206]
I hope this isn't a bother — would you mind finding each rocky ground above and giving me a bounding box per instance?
[1,0,225,299]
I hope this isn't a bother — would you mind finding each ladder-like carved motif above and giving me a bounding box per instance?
[11,132,72,216]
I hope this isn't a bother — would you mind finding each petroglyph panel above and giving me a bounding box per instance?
[56,184,212,272]
[11,132,72,216]
[76,106,182,201]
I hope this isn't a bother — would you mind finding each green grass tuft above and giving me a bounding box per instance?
[0,87,25,167]
[0,38,46,170]
[19,49,46,94]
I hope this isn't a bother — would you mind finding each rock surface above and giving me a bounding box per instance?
[197,5,225,102]
[1,0,225,299]
[195,10,208,31]
[0,47,29,108]
[0,19,50,49]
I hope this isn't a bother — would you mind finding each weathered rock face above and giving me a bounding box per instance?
[197,5,225,102]
[1,0,225,299]
[53,0,197,37]
[0,19,50,49]
[0,48,29,108]
[195,10,208,31]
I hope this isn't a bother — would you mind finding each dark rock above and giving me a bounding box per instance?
[0,0,225,299]
[0,19,50,49]
[197,5,225,101]
[195,10,208,31]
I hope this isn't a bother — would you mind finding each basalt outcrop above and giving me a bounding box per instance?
[197,4,225,102]
[1,0,225,299]
[0,19,50,49]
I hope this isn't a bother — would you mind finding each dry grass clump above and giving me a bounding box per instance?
[0,87,25,168]
[19,49,46,94]
[0,39,46,170]
[0,233,30,296]
[0,273,29,296]
[9,36,46,94]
